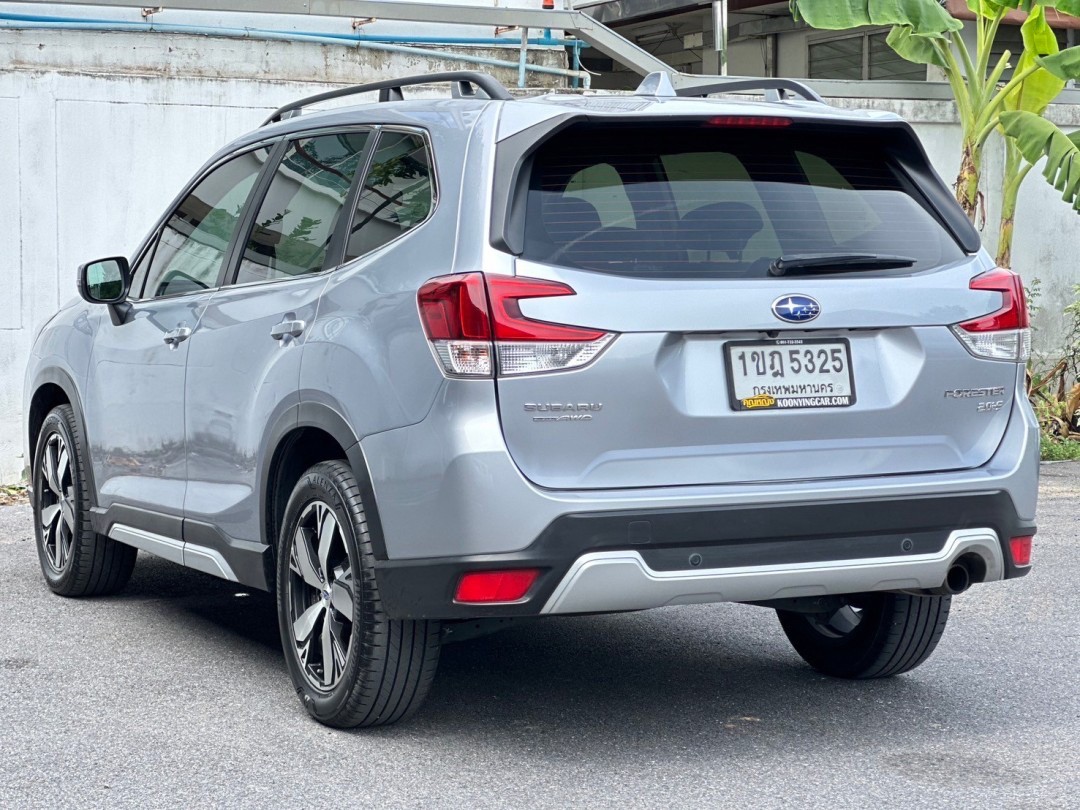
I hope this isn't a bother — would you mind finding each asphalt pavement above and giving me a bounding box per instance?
[2,465,1078,809]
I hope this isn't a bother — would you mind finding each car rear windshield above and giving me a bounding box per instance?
[520,121,965,278]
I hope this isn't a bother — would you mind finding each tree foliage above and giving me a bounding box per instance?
[1001,110,1080,210]
[791,0,1080,265]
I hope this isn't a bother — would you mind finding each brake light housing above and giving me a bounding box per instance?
[417,273,614,377]
[952,268,1031,362]
[454,569,541,603]
[705,115,792,128]
[1009,535,1033,567]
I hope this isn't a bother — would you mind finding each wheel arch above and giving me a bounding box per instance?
[27,368,97,506]
[260,402,388,576]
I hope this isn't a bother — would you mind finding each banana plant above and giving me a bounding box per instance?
[791,1,1080,263]
[1001,109,1080,210]
[997,6,1080,265]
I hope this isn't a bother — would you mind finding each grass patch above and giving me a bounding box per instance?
[1040,435,1080,461]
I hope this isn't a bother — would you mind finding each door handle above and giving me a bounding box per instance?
[163,326,192,347]
[271,319,306,340]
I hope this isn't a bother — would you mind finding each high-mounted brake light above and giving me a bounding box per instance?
[705,115,792,128]
[951,268,1031,362]
[454,569,541,603]
[417,273,615,377]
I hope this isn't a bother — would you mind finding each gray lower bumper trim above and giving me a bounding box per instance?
[109,524,238,582]
[540,528,1003,615]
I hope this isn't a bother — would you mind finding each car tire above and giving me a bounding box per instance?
[276,460,441,728]
[777,592,951,679]
[32,404,137,597]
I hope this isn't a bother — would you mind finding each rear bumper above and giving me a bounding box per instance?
[364,377,1039,620]
[374,491,1034,620]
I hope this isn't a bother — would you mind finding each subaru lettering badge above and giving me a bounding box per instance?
[771,294,821,323]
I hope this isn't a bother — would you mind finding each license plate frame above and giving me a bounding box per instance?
[724,337,857,412]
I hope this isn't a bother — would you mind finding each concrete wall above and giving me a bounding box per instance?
[0,23,567,483]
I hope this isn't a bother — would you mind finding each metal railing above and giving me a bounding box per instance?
[6,0,729,91]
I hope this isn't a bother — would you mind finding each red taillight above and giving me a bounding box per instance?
[417,273,614,377]
[454,569,541,603]
[959,268,1030,332]
[951,268,1031,361]
[486,276,607,342]
[417,273,491,340]
[1010,535,1033,566]
[705,115,791,128]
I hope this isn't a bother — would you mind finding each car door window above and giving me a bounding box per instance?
[234,131,371,285]
[344,131,434,262]
[140,147,270,299]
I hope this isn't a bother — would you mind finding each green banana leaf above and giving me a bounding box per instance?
[968,1,1080,15]
[1006,5,1065,115]
[966,0,1013,15]
[1036,46,1080,80]
[1032,1,1080,16]
[790,0,962,33]
[886,25,949,67]
[1000,110,1080,211]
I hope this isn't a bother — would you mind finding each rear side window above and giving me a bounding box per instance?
[344,131,434,262]
[234,131,370,285]
[522,122,964,278]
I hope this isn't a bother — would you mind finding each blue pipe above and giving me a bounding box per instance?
[0,11,587,48]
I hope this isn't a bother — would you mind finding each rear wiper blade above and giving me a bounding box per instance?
[768,253,916,276]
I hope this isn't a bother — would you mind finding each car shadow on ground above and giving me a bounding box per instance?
[108,553,994,764]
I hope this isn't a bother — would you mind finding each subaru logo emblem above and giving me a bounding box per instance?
[771,295,820,323]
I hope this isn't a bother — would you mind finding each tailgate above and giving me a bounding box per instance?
[489,119,1022,490]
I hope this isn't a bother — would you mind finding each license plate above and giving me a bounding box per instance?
[725,338,856,411]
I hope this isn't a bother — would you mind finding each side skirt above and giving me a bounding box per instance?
[91,504,271,590]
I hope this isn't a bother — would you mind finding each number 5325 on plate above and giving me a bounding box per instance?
[725,338,856,412]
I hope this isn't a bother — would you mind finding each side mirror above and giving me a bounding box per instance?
[78,257,133,325]
[78,257,131,305]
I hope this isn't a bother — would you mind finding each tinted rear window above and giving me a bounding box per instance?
[521,122,964,278]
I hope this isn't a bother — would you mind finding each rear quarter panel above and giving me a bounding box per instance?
[299,105,501,441]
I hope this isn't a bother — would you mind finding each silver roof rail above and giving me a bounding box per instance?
[673,76,827,104]
[262,71,513,126]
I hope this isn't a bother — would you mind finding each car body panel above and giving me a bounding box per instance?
[183,274,327,545]
[493,257,1019,490]
[83,293,212,515]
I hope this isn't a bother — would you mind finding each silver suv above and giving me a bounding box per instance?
[24,71,1038,728]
